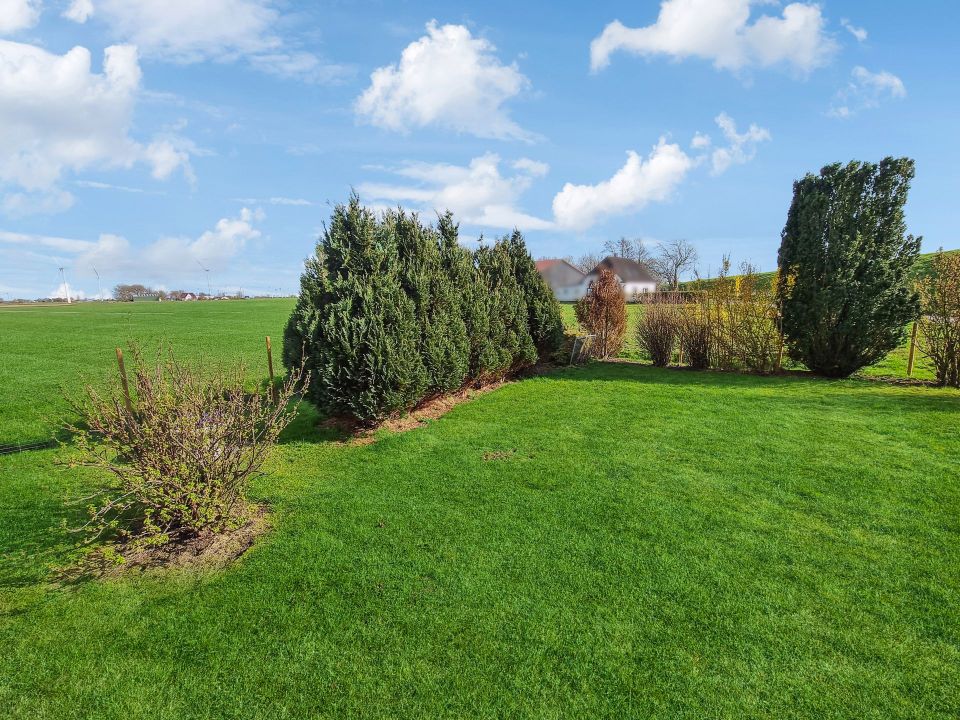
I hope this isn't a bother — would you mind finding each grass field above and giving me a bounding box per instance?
[0,299,295,444]
[1,300,957,718]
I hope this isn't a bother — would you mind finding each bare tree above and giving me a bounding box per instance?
[650,240,699,290]
[603,236,651,265]
[572,252,601,274]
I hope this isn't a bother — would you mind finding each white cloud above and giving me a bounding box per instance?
[0,229,94,253]
[691,132,711,150]
[72,1,346,82]
[829,66,906,118]
[1,189,76,217]
[840,18,867,43]
[0,0,40,34]
[359,154,552,230]
[48,282,86,300]
[356,21,532,140]
[1,208,265,288]
[75,180,146,193]
[513,158,550,177]
[71,208,265,280]
[233,196,313,206]
[590,0,836,74]
[63,0,94,23]
[248,52,353,84]
[709,112,770,174]
[552,138,694,231]
[81,0,277,61]
[0,40,195,210]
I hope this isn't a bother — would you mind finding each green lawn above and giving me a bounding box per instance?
[1,301,957,718]
[0,299,295,444]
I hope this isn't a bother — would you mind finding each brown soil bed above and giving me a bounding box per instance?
[320,365,556,445]
[75,504,271,578]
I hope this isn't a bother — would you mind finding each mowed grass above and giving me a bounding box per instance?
[1,359,959,718]
[0,299,295,443]
[1,300,958,718]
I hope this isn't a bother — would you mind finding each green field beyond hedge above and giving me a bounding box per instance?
[0,300,957,719]
[0,299,295,443]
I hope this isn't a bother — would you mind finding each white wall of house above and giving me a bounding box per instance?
[623,281,657,297]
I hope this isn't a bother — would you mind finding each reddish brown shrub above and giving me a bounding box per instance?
[575,269,626,359]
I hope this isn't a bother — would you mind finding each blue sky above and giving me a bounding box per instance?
[1,0,957,299]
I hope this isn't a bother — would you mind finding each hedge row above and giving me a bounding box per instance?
[283,195,563,425]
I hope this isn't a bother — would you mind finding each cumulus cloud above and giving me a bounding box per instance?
[840,18,867,43]
[359,154,552,230]
[590,0,836,74]
[75,208,265,275]
[0,40,195,210]
[829,66,906,118]
[708,112,771,174]
[552,139,694,231]
[356,21,532,140]
[63,0,94,23]
[0,0,40,34]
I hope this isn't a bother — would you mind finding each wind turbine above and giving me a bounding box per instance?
[196,260,212,297]
[92,266,103,301]
[58,267,72,304]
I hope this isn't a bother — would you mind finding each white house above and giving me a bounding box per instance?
[584,256,658,298]
[536,256,658,301]
[535,259,586,301]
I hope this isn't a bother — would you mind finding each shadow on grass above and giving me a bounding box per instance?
[550,360,960,412]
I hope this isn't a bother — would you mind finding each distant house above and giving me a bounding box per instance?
[535,259,585,301]
[536,256,658,301]
[584,256,658,298]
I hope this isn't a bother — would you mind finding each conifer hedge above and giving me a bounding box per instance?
[283,196,563,425]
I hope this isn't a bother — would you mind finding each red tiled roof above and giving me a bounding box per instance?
[535,259,561,271]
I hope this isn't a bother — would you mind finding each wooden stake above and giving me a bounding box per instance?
[115,347,133,414]
[265,335,277,401]
[906,321,919,377]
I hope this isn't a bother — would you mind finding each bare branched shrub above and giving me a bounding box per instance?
[704,258,782,372]
[636,298,679,367]
[677,298,711,369]
[918,250,960,386]
[65,347,303,548]
[575,268,626,359]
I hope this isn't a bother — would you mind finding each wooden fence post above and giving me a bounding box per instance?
[265,335,277,402]
[906,322,919,377]
[115,347,133,414]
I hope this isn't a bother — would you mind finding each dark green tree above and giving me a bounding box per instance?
[506,230,564,360]
[475,239,537,378]
[438,213,493,379]
[283,195,427,424]
[777,158,921,377]
[393,209,469,394]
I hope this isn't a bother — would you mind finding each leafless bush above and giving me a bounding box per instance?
[65,346,303,548]
[677,300,711,369]
[636,298,679,367]
[575,268,626,359]
[918,250,960,387]
[704,258,782,372]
